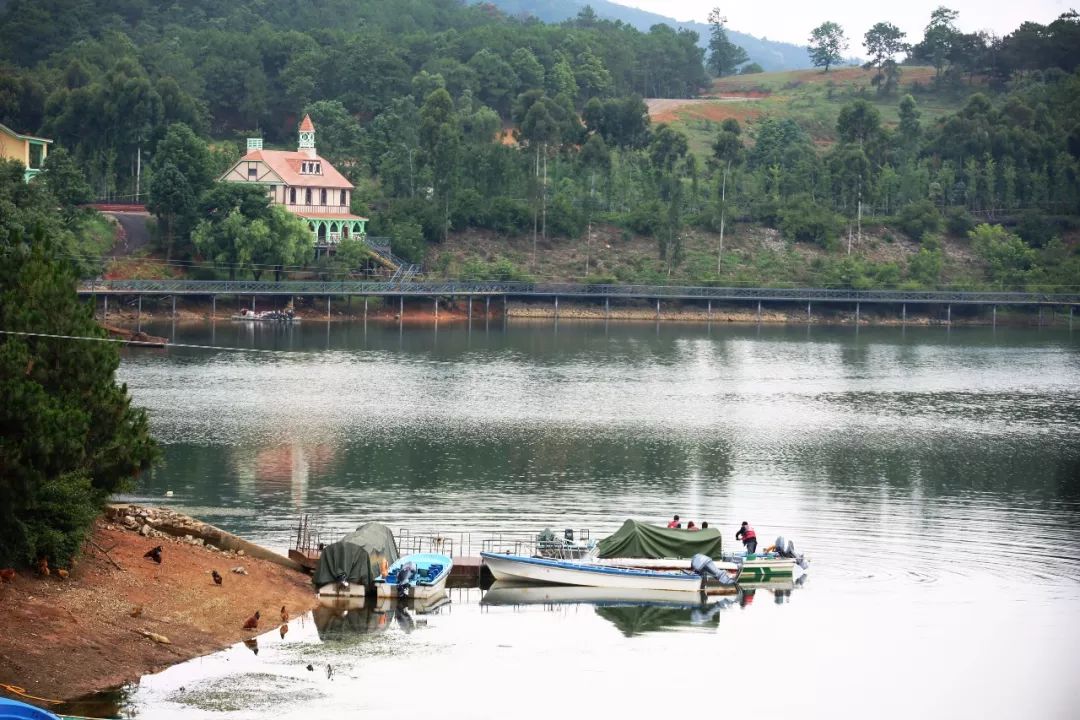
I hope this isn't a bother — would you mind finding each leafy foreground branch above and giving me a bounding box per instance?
[0,202,159,567]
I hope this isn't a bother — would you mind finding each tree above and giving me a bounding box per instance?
[0,218,157,567]
[912,6,960,82]
[712,119,744,271]
[418,88,461,243]
[863,22,908,94]
[40,147,91,213]
[147,162,194,260]
[707,9,749,77]
[808,22,848,73]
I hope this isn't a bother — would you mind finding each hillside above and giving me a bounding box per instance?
[647,65,962,157]
[475,0,813,71]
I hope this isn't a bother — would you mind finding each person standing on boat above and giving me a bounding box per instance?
[735,521,757,554]
[667,514,682,529]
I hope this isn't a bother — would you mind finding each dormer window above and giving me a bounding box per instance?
[300,161,322,175]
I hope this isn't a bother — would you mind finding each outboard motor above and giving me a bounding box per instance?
[395,562,415,598]
[774,536,809,569]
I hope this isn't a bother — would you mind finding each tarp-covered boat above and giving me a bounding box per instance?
[314,522,399,597]
[596,519,724,559]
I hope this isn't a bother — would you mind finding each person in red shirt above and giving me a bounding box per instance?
[735,521,757,554]
[666,514,681,529]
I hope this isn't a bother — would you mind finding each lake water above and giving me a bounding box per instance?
[92,319,1080,719]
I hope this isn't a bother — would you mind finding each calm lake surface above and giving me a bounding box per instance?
[102,319,1080,719]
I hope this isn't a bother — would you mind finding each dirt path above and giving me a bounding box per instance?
[0,516,317,704]
[103,211,152,258]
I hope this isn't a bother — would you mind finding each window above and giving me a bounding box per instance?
[305,188,312,205]
[290,188,296,204]
[247,163,257,180]
[340,190,346,206]
[315,163,321,174]
[320,189,327,205]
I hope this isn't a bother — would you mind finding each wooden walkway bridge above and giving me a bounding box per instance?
[79,279,1080,323]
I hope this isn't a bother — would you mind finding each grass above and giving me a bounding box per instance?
[652,66,977,161]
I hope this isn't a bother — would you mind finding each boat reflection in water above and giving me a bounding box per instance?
[482,577,805,637]
[313,592,451,641]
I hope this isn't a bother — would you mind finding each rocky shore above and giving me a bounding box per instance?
[0,507,316,705]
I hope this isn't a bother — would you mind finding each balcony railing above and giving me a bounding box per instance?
[285,204,352,215]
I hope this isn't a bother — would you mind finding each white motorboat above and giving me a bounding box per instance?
[480,552,730,594]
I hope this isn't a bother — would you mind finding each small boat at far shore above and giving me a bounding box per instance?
[231,309,299,323]
[375,553,452,599]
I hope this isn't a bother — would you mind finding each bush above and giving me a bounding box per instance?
[624,200,665,237]
[1015,210,1055,248]
[896,199,943,240]
[944,206,974,236]
[777,195,843,247]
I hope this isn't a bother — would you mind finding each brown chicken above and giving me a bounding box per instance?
[242,610,260,630]
[56,568,69,580]
[280,606,289,623]
[37,557,50,576]
[130,605,144,618]
[0,568,15,583]
[211,570,222,585]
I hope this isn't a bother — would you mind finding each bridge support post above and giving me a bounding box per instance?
[606,296,610,319]
[211,295,216,321]
[855,302,860,324]
[947,304,951,324]
[757,300,761,323]
[327,295,331,319]
[1038,306,1043,326]
[555,296,559,320]
[807,302,811,323]
[1070,306,1074,329]
[902,304,906,324]
[434,297,438,320]
[993,305,996,327]
[486,296,490,319]
[103,295,108,322]
[364,297,368,322]
[399,295,404,319]
[252,295,256,312]
[137,295,142,331]
[468,295,473,323]
[656,298,660,320]
[171,295,176,319]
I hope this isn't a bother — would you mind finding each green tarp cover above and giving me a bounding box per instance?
[596,519,723,559]
[313,522,400,588]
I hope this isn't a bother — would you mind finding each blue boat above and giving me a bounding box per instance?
[375,553,453,599]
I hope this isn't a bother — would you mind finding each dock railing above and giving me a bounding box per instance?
[395,528,595,559]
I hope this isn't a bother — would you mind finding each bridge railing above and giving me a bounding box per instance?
[77,278,1080,305]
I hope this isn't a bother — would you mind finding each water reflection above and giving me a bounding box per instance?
[313,593,450,641]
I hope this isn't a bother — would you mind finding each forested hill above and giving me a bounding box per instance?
[474,0,813,71]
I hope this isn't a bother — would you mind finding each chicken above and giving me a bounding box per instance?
[242,610,260,630]
[129,605,144,618]
[0,568,15,583]
[279,624,289,639]
[279,606,289,624]
[56,569,69,580]
[143,546,162,564]
[211,570,222,585]
[37,557,50,576]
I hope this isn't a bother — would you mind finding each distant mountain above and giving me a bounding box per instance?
[475,0,814,72]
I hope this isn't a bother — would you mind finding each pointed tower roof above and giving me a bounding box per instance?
[299,114,315,132]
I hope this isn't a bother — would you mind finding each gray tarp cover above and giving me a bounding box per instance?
[596,519,724,559]
[313,522,400,587]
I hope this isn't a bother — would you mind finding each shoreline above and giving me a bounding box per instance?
[92,296,1069,328]
[0,506,317,706]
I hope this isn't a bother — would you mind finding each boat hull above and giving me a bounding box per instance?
[317,581,366,598]
[481,552,713,593]
[593,556,801,581]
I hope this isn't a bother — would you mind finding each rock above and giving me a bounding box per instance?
[237,550,245,557]
[139,524,151,537]
[139,630,171,645]
[122,516,139,529]
[230,566,248,575]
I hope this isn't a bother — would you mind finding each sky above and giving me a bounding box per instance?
[614,0,1070,46]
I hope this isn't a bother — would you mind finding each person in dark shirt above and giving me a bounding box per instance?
[735,521,757,554]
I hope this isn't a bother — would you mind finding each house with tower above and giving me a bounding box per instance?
[220,115,367,251]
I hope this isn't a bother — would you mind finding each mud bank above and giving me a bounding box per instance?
[0,507,317,705]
